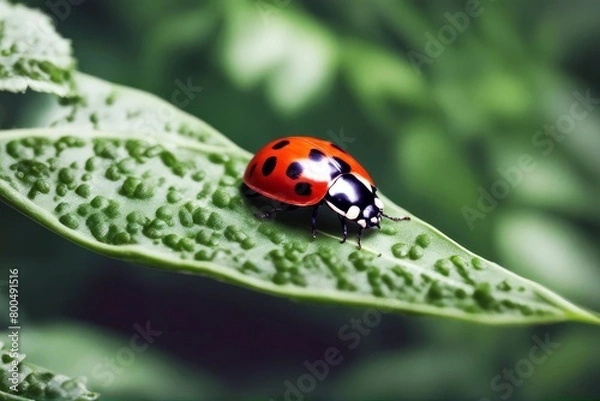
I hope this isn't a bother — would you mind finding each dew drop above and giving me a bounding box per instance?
[415,233,432,248]
[207,212,224,229]
[192,207,210,225]
[472,283,496,310]
[156,206,174,222]
[58,168,75,185]
[35,179,51,194]
[496,280,511,291]
[471,258,484,270]
[59,213,79,230]
[208,153,229,164]
[391,243,410,259]
[54,202,70,214]
[55,184,68,197]
[408,245,424,260]
[194,249,215,261]
[77,204,92,217]
[167,189,183,204]
[212,188,231,208]
[91,196,109,209]
[105,165,121,181]
[427,281,443,300]
[179,208,194,227]
[434,259,451,276]
[74,184,90,198]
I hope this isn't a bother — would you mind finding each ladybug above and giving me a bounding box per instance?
[243,136,410,249]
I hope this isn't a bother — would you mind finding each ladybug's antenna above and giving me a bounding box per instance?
[382,213,411,222]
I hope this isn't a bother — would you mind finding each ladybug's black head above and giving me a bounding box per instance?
[324,174,384,229]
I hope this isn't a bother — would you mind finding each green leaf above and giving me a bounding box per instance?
[0,340,99,401]
[343,39,427,107]
[35,73,237,149]
[0,124,598,325]
[20,322,223,400]
[324,347,487,400]
[0,1,75,96]
[220,1,338,115]
[1,1,598,326]
[496,210,600,308]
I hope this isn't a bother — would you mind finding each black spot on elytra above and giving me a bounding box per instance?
[308,149,325,161]
[248,162,257,177]
[295,182,312,196]
[272,140,290,150]
[286,161,303,179]
[262,156,277,176]
[330,143,347,153]
[332,157,351,174]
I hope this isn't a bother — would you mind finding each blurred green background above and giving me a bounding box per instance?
[1,0,600,400]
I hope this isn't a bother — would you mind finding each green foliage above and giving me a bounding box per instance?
[2,1,600,400]
[37,74,236,149]
[1,122,597,325]
[0,0,74,95]
[0,341,98,401]
[0,3,598,331]
[16,323,223,400]
[220,1,338,115]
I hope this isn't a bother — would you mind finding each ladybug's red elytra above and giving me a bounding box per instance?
[243,136,410,249]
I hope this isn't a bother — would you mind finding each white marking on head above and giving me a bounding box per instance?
[357,219,367,228]
[346,205,360,220]
[371,216,379,224]
[374,197,384,210]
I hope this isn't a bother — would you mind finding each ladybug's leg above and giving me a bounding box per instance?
[256,208,282,219]
[356,227,363,250]
[338,215,348,244]
[256,203,296,219]
[311,205,321,239]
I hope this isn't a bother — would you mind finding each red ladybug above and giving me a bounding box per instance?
[243,136,410,249]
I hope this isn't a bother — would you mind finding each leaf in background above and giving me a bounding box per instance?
[371,0,436,50]
[535,1,600,63]
[564,112,600,181]
[495,210,600,308]
[139,4,219,89]
[220,1,338,115]
[495,148,600,222]
[0,340,99,401]
[1,1,599,326]
[535,78,600,181]
[0,1,75,96]
[323,347,488,400]
[342,39,427,130]
[20,322,223,400]
[0,124,598,325]
[431,53,533,139]
[33,73,237,149]
[396,118,480,229]
[520,327,600,400]
[469,67,533,122]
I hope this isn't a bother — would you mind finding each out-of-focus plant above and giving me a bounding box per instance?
[2,1,600,400]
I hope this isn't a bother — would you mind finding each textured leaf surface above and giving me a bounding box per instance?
[0,126,598,325]
[0,341,98,401]
[21,323,223,400]
[1,2,598,326]
[36,73,236,148]
[0,1,74,96]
